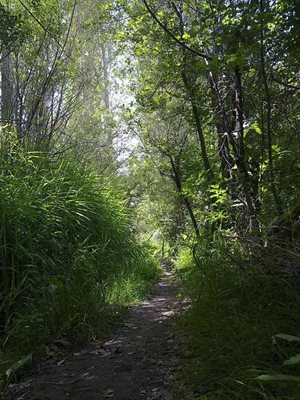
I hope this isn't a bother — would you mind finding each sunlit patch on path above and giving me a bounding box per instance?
[3,271,183,400]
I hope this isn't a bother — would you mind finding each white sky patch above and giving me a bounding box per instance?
[110,52,141,173]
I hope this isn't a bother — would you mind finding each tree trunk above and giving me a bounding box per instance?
[259,0,282,215]
[1,53,15,127]
[181,69,214,182]
[169,156,200,238]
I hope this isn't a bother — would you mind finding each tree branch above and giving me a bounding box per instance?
[141,0,211,60]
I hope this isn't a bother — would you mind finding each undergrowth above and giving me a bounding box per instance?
[176,237,300,400]
[0,145,158,386]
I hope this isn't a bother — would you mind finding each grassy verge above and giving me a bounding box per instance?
[0,147,159,387]
[176,239,300,400]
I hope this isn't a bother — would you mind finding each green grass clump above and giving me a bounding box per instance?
[176,238,300,400]
[176,246,194,272]
[107,248,160,305]
[0,146,158,385]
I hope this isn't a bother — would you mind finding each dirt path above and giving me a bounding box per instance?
[2,271,183,400]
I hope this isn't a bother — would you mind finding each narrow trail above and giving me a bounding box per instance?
[3,271,184,400]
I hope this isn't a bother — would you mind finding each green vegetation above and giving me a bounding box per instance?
[1,0,300,398]
[176,239,300,400]
[116,2,300,397]
[0,140,158,386]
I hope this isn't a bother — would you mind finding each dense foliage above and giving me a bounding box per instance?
[0,137,158,385]
[0,0,300,398]
[113,1,300,399]
[119,0,300,239]
[176,240,300,399]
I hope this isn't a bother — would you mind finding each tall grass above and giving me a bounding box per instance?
[176,237,300,400]
[0,143,158,385]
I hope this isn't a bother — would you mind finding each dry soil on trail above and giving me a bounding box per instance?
[2,271,184,400]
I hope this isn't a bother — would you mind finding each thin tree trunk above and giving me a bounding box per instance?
[259,0,282,214]
[1,53,15,127]
[172,1,214,182]
[234,67,260,229]
[101,44,110,110]
[208,73,234,179]
[181,70,214,182]
[169,156,200,238]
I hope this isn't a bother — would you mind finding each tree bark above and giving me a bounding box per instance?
[181,69,214,182]
[1,53,15,127]
[259,0,282,214]
[234,67,260,229]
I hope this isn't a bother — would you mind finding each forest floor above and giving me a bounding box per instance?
[1,270,185,400]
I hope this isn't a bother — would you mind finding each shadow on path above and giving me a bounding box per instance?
[2,271,183,400]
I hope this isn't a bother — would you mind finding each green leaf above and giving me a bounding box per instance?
[283,354,300,366]
[275,334,300,343]
[245,122,261,136]
[272,144,281,153]
[182,32,191,40]
[256,374,300,382]
[5,354,32,381]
